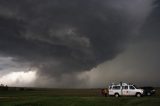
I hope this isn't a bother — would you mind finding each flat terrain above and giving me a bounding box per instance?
[0,88,160,106]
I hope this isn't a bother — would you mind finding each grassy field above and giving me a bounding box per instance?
[0,88,160,106]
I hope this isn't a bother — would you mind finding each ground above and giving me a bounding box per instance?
[0,88,160,106]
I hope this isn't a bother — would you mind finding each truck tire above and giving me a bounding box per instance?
[147,92,151,96]
[136,93,141,97]
[115,93,119,97]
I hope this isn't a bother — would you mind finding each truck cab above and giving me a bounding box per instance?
[108,83,143,97]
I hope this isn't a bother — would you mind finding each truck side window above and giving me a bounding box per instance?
[129,86,135,89]
[122,86,128,89]
[113,86,120,90]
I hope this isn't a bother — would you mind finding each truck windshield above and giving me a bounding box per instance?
[133,85,139,89]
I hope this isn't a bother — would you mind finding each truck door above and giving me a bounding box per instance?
[122,86,129,96]
[128,85,136,95]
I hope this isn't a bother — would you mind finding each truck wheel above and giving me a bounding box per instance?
[115,93,119,97]
[136,93,141,97]
[147,92,151,96]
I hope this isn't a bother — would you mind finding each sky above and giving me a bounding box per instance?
[0,0,160,88]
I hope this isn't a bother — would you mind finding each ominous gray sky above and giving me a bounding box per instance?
[0,0,160,88]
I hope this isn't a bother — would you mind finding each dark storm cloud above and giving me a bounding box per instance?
[140,0,160,41]
[0,0,156,87]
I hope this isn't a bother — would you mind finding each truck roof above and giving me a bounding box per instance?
[109,83,134,86]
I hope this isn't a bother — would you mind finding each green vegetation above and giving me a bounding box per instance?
[0,88,160,106]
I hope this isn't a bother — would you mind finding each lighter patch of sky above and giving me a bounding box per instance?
[0,71,37,87]
[0,56,37,87]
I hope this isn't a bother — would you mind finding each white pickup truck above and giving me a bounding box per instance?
[108,82,144,97]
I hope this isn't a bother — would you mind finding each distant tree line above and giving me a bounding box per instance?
[0,84,35,91]
[0,84,8,91]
